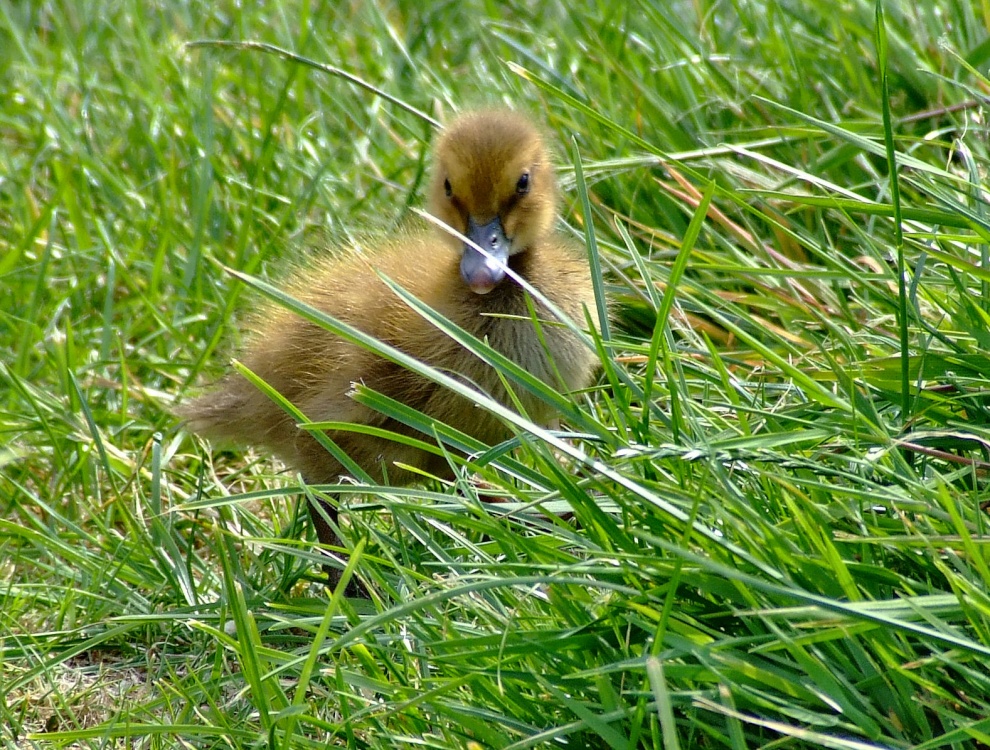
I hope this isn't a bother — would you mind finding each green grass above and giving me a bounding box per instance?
[3,0,990,747]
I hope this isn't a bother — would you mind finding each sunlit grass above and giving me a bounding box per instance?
[2,1,990,748]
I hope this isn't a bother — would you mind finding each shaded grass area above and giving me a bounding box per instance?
[2,1,990,748]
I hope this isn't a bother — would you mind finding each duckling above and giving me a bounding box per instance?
[181,108,598,582]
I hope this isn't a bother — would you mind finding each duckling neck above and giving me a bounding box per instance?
[507,247,536,281]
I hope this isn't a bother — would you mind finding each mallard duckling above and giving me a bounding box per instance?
[182,108,598,579]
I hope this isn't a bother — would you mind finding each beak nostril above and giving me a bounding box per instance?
[463,216,510,293]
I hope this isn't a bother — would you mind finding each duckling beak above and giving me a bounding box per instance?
[461,216,510,295]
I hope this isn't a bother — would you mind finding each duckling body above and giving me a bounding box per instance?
[182,109,597,565]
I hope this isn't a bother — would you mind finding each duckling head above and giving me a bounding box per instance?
[428,109,557,295]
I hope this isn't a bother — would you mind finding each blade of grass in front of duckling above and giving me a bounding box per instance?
[230,360,374,484]
[570,136,611,343]
[344,385,494,454]
[179,486,304,512]
[384,273,630,452]
[224,266,545,433]
[876,0,911,429]
[302,418,489,486]
[377,273,605,438]
[347,385,561,492]
[303,421,448,461]
[226,267,772,571]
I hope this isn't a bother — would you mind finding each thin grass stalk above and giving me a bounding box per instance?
[875,0,911,426]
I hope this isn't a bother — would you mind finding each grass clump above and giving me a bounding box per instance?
[2,1,990,748]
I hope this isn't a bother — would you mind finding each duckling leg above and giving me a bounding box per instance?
[306,494,368,596]
[307,495,340,553]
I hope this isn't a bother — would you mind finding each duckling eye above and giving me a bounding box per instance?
[444,178,452,198]
[516,172,530,195]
